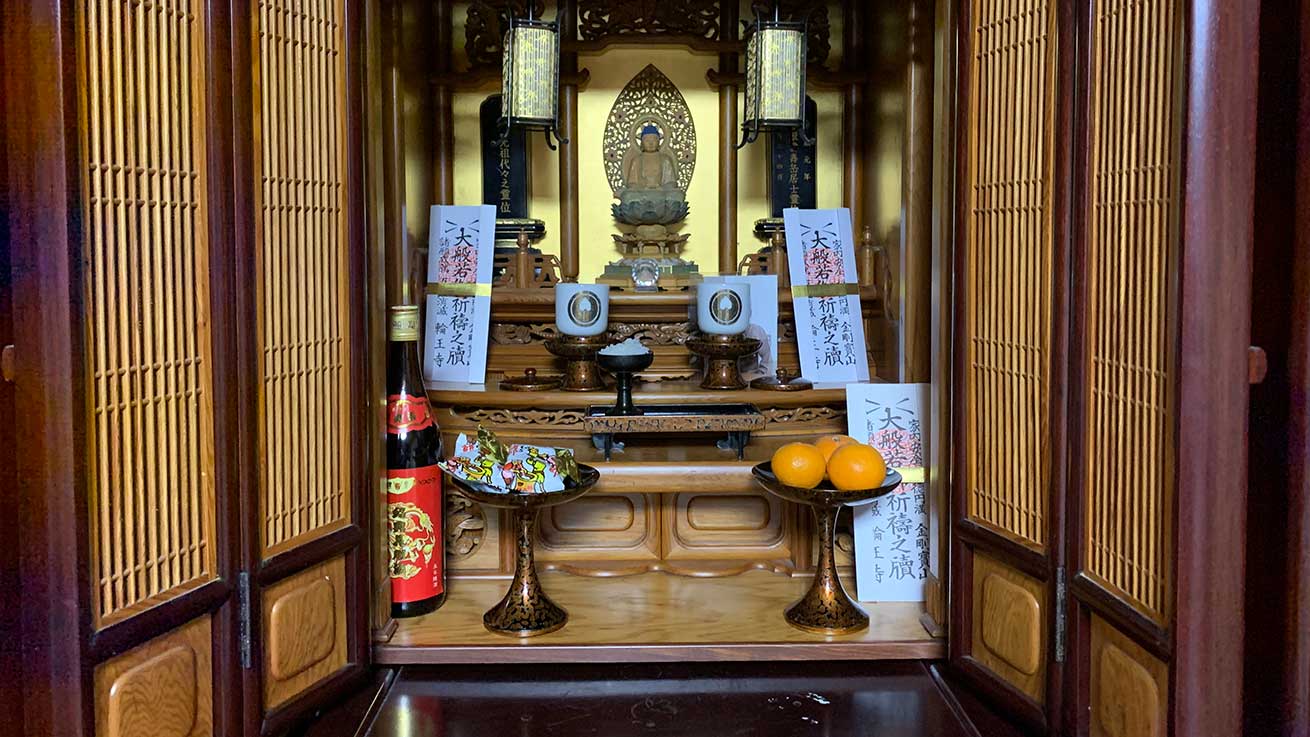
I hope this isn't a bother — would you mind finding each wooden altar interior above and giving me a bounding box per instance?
[3,0,1277,726]
[370,0,948,663]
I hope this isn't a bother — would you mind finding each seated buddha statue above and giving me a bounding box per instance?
[612,124,690,231]
[626,124,680,190]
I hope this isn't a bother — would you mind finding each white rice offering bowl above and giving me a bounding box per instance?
[599,338,651,357]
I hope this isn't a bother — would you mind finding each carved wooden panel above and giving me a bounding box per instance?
[962,0,1057,549]
[981,574,1041,675]
[262,557,348,709]
[577,0,720,42]
[537,493,661,562]
[94,616,213,737]
[971,553,1046,703]
[464,1,547,70]
[1090,615,1167,737]
[665,493,789,561]
[254,0,353,555]
[447,485,502,575]
[1082,0,1179,622]
[75,0,217,624]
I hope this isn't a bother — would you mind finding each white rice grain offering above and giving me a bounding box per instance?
[599,338,651,356]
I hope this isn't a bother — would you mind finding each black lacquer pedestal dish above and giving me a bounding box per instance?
[597,350,654,416]
[752,463,903,635]
[448,465,601,637]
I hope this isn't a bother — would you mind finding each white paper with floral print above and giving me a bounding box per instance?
[424,204,495,384]
[782,208,870,383]
[847,382,929,602]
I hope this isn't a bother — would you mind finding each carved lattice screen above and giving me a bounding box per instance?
[1082,0,1179,621]
[963,0,1057,548]
[77,0,217,623]
[255,0,353,554]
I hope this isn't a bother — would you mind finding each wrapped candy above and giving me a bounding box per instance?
[440,425,580,493]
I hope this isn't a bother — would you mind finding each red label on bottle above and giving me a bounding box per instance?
[387,465,444,602]
[387,393,434,434]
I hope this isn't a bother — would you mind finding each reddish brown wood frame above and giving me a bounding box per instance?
[947,0,1074,732]
[5,0,247,733]
[1059,1,1257,736]
[5,0,376,733]
[228,0,375,733]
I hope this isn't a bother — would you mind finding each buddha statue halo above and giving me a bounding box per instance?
[599,64,701,289]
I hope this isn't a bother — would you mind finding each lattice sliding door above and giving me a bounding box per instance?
[1082,0,1179,627]
[962,0,1058,550]
[77,0,217,626]
[951,1,1063,725]
[254,0,353,556]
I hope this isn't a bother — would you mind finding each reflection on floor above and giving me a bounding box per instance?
[329,661,1021,737]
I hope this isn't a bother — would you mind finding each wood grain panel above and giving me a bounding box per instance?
[382,570,940,662]
[550,495,637,532]
[254,0,353,555]
[1081,0,1179,622]
[970,553,1046,703]
[685,494,771,531]
[536,493,660,563]
[1090,615,1167,737]
[666,492,792,562]
[267,576,336,680]
[962,0,1057,548]
[75,0,217,624]
[980,574,1041,675]
[94,616,212,737]
[262,557,348,709]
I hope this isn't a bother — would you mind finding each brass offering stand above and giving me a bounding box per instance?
[752,463,903,635]
[544,335,610,391]
[448,465,601,637]
[597,350,654,416]
[686,333,762,390]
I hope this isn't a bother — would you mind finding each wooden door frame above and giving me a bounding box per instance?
[0,20,21,737]
[1281,2,1310,732]
[229,0,374,731]
[1244,0,1310,733]
[5,0,94,730]
[947,0,1075,732]
[1170,2,1259,735]
[1061,1,1260,736]
[5,0,246,732]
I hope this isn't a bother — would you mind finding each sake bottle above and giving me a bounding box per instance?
[386,305,446,617]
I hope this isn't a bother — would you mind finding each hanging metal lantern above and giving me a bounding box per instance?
[739,6,811,149]
[498,9,566,149]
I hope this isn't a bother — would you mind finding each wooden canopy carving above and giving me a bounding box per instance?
[465,0,547,70]
[578,0,720,41]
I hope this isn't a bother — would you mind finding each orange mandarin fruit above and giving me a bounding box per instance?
[813,434,859,462]
[826,443,888,491]
[771,442,827,489]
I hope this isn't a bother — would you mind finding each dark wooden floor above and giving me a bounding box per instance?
[297,661,1024,737]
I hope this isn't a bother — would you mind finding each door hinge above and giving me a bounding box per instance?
[1054,566,1067,663]
[237,571,253,670]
